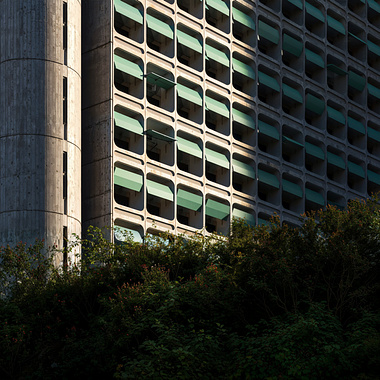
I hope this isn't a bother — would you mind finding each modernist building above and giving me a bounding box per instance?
[83,0,380,243]
[2,0,380,253]
[0,1,81,263]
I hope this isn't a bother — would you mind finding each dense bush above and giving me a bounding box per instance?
[0,197,379,379]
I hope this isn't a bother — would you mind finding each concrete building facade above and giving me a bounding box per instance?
[0,1,81,262]
[82,0,380,243]
[2,0,380,254]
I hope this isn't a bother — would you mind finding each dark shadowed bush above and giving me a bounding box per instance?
[0,197,379,379]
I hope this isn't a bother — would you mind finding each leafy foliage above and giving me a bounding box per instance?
[0,197,379,379]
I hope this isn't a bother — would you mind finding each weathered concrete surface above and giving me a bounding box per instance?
[82,0,113,238]
[0,0,81,262]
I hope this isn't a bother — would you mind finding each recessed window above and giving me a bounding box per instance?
[114,164,144,211]
[232,103,255,147]
[114,49,144,99]
[114,0,144,43]
[205,143,230,187]
[205,0,230,34]
[177,186,203,229]
[257,164,280,206]
[146,118,175,167]
[114,106,144,154]
[147,9,174,58]
[305,183,325,213]
[257,115,280,157]
[177,24,203,71]
[232,153,255,196]
[232,2,255,47]
[205,196,230,235]
[258,18,280,59]
[205,91,230,136]
[176,78,203,124]
[176,132,203,177]
[232,52,255,96]
[146,64,175,112]
[257,67,280,108]
[205,39,230,84]
[146,175,174,220]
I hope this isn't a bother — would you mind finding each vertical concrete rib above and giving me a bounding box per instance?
[0,0,81,261]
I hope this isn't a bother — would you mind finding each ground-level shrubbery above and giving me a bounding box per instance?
[0,197,379,379]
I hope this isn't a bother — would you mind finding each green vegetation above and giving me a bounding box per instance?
[0,197,379,379]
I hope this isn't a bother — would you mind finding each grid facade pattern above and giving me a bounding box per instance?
[110,0,380,241]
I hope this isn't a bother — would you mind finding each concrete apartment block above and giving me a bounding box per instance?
[82,0,380,244]
[0,1,81,263]
[1,0,380,261]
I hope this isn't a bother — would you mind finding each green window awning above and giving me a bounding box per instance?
[258,71,280,92]
[177,136,202,159]
[368,127,380,142]
[327,106,345,125]
[205,148,229,169]
[232,7,255,30]
[369,0,380,13]
[288,0,303,10]
[348,71,366,92]
[205,199,230,220]
[232,108,255,130]
[348,32,366,45]
[348,117,365,134]
[327,152,345,169]
[327,64,348,76]
[368,170,380,185]
[177,29,202,54]
[114,55,143,79]
[283,136,303,148]
[177,189,202,211]
[368,40,380,57]
[305,142,324,160]
[282,83,303,103]
[146,72,176,89]
[282,179,302,198]
[232,58,255,80]
[205,0,229,16]
[114,0,143,24]
[283,34,303,57]
[368,83,380,99]
[327,15,346,35]
[114,167,143,192]
[258,169,279,189]
[177,83,202,106]
[348,161,365,178]
[232,208,255,226]
[146,14,174,39]
[145,129,176,142]
[205,96,229,118]
[258,20,279,44]
[305,2,325,23]
[147,180,173,201]
[114,111,143,135]
[205,44,229,67]
[305,188,325,206]
[305,48,325,68]
[305,94,325,115]
[232,159,255,179]
[258,120,279,140]
[114,226,143,243]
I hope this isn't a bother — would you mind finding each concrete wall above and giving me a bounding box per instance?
[82,0,113,238]
[0,0,81,263]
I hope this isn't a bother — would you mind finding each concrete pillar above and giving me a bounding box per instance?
[0,0,81,263]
